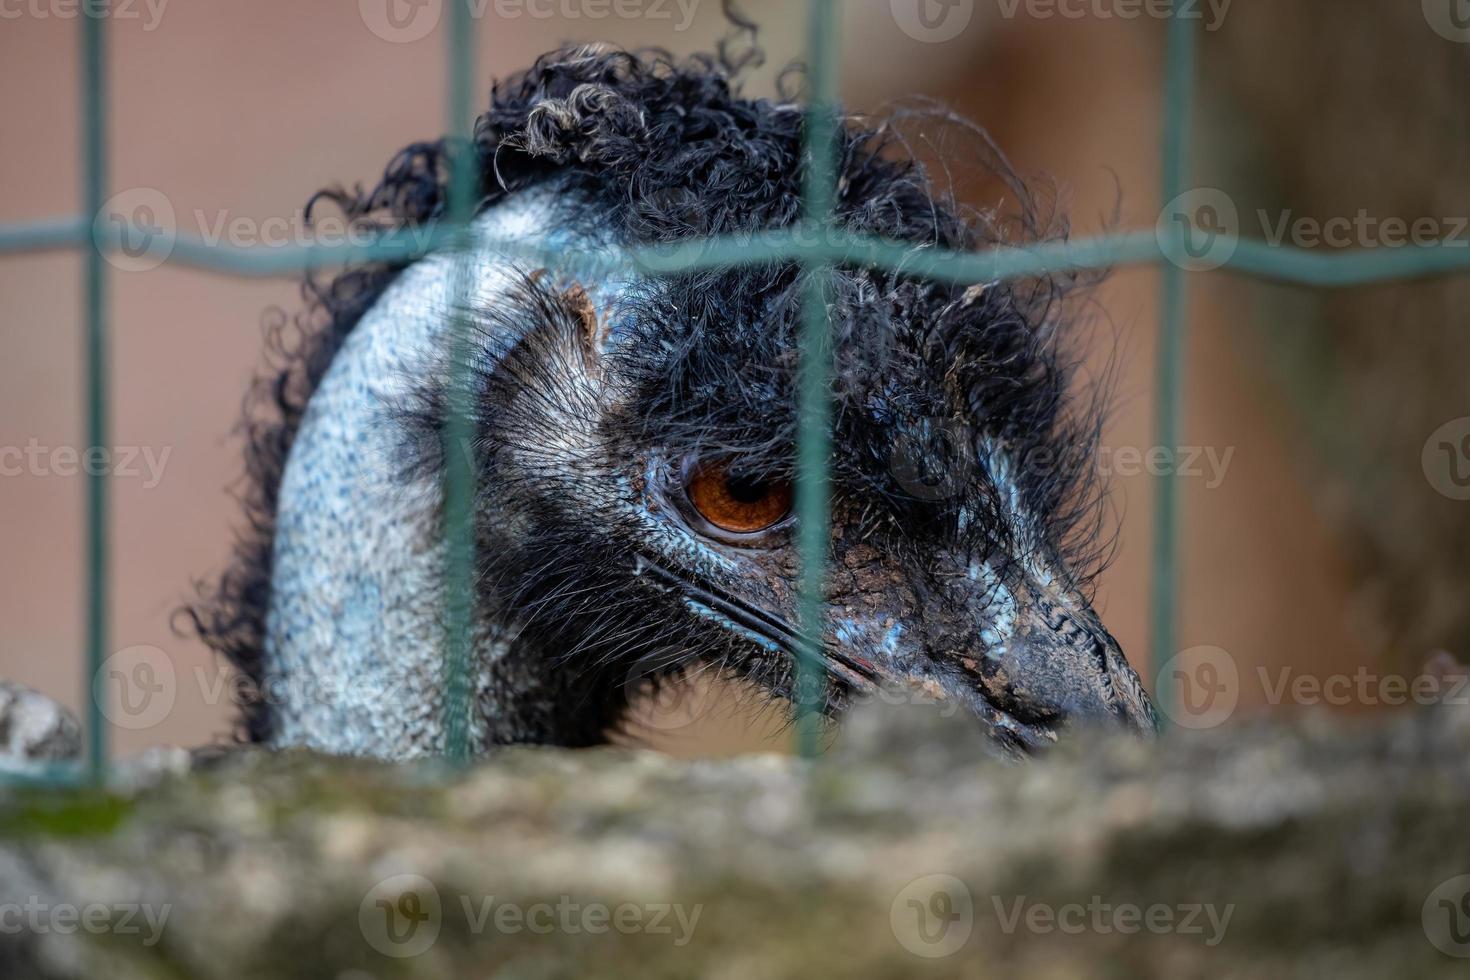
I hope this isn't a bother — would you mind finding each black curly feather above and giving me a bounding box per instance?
[186,14,1111,744]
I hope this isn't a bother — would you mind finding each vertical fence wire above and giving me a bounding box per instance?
[1149,10,1198,724]
[794,0,839,759]
[82,2,110,783]
[2,5,1454,789]
[441,0,478,763]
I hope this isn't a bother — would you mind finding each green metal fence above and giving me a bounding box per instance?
[4,2,1470,785]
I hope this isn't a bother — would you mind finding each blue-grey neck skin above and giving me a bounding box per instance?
[264,191,627,758]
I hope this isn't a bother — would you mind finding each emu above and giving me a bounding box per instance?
[189,39,1155,758]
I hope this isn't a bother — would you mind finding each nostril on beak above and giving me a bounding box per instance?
[980,623,1134,729]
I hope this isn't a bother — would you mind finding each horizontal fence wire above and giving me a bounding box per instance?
[6,220,1470,286]
[4,6,1470,785]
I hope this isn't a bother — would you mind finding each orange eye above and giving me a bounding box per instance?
[684,459,794,535]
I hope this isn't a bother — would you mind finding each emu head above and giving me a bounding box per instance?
[198,44,1155,757]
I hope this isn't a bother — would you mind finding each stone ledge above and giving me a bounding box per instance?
[1,704,1469,978]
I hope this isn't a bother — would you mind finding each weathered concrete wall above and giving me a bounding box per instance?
[1,703,1469,978]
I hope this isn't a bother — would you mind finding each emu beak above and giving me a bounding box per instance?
[944,612,1155,752]
[982,623,1153,731]
[834,600,1156,754]
[635,554,1154,751]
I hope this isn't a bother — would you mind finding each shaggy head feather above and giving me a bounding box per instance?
[187,28,1154,757]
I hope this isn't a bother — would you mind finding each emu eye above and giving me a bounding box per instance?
[683,458,794,536]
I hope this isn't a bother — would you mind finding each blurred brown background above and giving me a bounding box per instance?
[2,0,1465,757]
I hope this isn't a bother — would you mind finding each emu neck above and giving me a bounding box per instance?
[264,191,623,757]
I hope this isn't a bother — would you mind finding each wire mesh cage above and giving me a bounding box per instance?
[4,0,1470,786]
